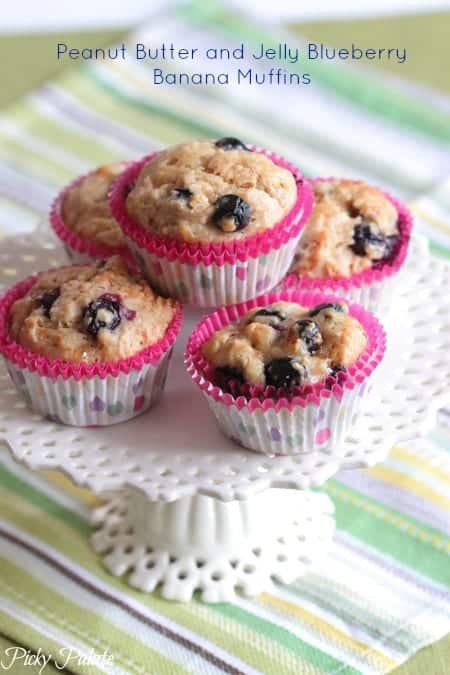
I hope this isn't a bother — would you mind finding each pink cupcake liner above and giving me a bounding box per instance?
[110,148,313,307]
[0,273,182,426]
[185,289,385,455]
[282,179,413,315]
[50,168,134,266]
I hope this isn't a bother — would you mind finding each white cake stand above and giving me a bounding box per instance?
[0,229,448,602]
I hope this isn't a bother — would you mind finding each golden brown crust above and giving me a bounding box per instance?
[9,257,179,364]
[125,140,297,243]
[201,301,367,387]
[62,162,128,248]
[292,179,399,278]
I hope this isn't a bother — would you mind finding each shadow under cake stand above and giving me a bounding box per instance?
[0,229,448,602]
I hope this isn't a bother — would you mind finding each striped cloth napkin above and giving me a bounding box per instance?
[0,2,450,674]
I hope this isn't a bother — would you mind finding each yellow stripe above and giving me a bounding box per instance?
[390,445,450,488]
[411,204,450,234]
[261,594,397,671]
[368,464,450,512]
[39,470,102,508]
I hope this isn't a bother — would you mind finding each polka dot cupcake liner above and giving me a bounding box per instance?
[50,168,134,266]
[110,148,313,308]
[185,290,386,456]
[282,180,413,316]
[0,274,182,427]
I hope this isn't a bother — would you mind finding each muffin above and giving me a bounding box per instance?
[126,139,297,243]
[51,162,132,264]
[185,290,385,455]
[283,179,413,314]
[0,257,182,426]
[110,139,313,307]
[202,301,367,389]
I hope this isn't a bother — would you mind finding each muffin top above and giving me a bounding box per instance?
[125,138,297,243]
[292,180,399,278]
[62,162,128,248]
[201,300,367,388]
[9,257,179,364]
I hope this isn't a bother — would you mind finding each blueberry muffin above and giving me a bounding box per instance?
[125,139,297,243]
[62,162,128,248]
[201,300,367,389]
[9,256,179,364]
[292,180,400,278]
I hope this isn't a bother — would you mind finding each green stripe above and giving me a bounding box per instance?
[188,598,327,675]
[0,558,189,675]
[0,462,90,536]
[11,104,122,165]
[211,601,359,674]
[94,59,418,193]
[179,0,450,145]
[325,481,450,586]
[130,59,411,190]
[0,632,60,675]
[0,491,326,674]
[0,472,334,674]
[0,607,105,675]
[131,48,418,191]
[0,137,73,185]
[428,238,450,259]
[88,68,224,139]
[89,65,322,179]
[286,582,422,652]
[59,68,205,144]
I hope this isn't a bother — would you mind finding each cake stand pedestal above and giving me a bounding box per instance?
[91,489,334,602]
[0,228,449,601]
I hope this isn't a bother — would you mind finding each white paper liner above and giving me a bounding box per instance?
[5,349,173,427]
[127,232,302,308]
[200,379,369,456]
[287,275,400,317]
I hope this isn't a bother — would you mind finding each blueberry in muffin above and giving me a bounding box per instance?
[264,357,309,388]
[212,194,252,233]
[215,137,250,151]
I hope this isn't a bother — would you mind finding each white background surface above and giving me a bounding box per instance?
[1,0,450,32]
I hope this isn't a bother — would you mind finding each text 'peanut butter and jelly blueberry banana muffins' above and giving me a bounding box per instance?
[185,291,386,455]
[283,179,413,314]
[125,139,297,243]
[0,257,182,426]
[110,139,313,307]
[51,162,132,263]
